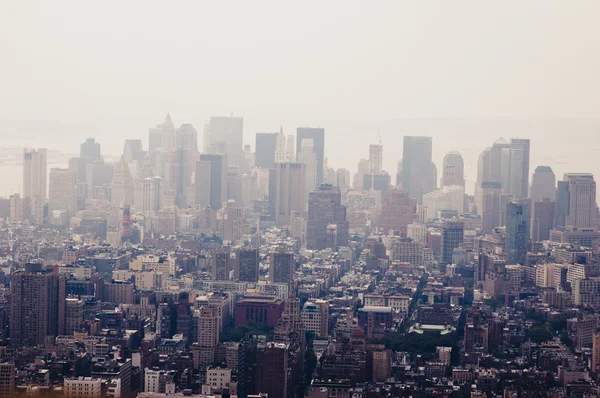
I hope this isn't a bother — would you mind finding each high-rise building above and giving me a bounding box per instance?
[369,144,383,175]
[530,166,556,201]
[440,219,464,268]
[10,263,66,347]
[378,189,416,236]
[49,168,77,219]
[198,154,228,210]
[422,185,465,221]
[269,162,306,227]
[205,116,244,168]
[592,332,600,374]
[211,250,239,281]
[298,138,317,196]
[255,132,278,169]
[80,138,101,161]
[441,151,465,187]
[301,299,329,337]
[555,180,570,228]
[564,173,597,229]
[65,297,84,335]
[122,139,144,163]
[256,342,289,398]
[336,168,351,191]
[111,157,134,207]
[475,182,502,234]
[296,127,325,185]
[193,306,221,366]
[270,248,295,284]
[401,136,435,203]
[226,166,243,205]
[23,148,47,224]
[275,127,289,164]
[149,114,175,155]
[238,247,259,283]
[531,198,555,242]
[505,200,530,265]
[476,147,492,189]
[9,194,30,223]
[363,172,391,198]
[508,138,530,199]
[0,363,15,398]
[222,200,243,243]
[306,185,349,250]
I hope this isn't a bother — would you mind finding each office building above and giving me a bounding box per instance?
[422,185,465,221]
[23,148,47,224]
[486,137,530,198]
[10,263,66,347]
[238,247,259,283]
[306,185,349,250]
[256,342,289,398]
[269,162,306,227]
[80,138,101,161]
[49,168,77,221]
[122,139,144,163]
[0,363,14,398]
[296,127,325,185]
[440,219,464,267]
[301,299,329,337]
[192,306,221,366]
[111,157,134,207]
[508,138,530,199]
[298,138,318,196]
[336,168,351,191]
[9,193,30,223]
[205,116,244,168]
[531,198,555,242]
[390,239,424,266]
[198,154,228,210]
[555,180,570,227]
[222,200,243,243]
[363,172,391,198]
[212,250,239,281]
[592,333,600,374]
[64,377,102,398]
[369,144,383,174]
[401,136,435,203]
[270,248,295,284]
[564,173,597,229]
[255,132,278,169]
[441,151,465,187]
[475,182,502,234]
[505,200,530,265]
[530,165,556,201]
[234,296,284,327]
[378,189,416,236]
[65,297,84,335]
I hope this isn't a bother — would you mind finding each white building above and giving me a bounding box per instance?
[64,377,102,398]
[301,299,329,337]
[422,185,465,220]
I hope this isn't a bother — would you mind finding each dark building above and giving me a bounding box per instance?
[306,184,349,250]
[363,172,391,198]
[10,263,66,347]
[505,200,530,265]
[238,247,260,283]
[441,219,464,268]
[554,180,570,228]
[296,127,325,185]
[80,137,102,161]
[255,342,289,398]
[358,307,393,329]
[211,249,239,281]
[234,296,284,327]
[401,136,435,203]
[255,132,278,169]
[199,153,227,210]
[531,198,555,242]
[378,189,416,236]
[269,248,294,284]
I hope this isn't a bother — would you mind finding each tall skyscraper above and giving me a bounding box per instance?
[238,247,259,283]
[306,185,349,250]
[10,263,66,347]
[505,200,530,265]
[122,139,144,163]
[80,138,101,161]
[222,200,243,243]
[378,189,417,236]
[475,182,502,234]
[256,342,289,398]
[476,147,492,189]
[369,144,383,174]
[195,160,212,208]
[401,136,435,203]
[48,168,77,219]
[149,114,174,156]
[270,247,295,284]
[563,173,597,229]
[205,116,244,168]
[255,132,278,169]
[298,138,317,196]
[531,198,555,242]
[23,148,47,224]
[296,127,325,185]
[508,138,530,199]
[440,219,464,268]
[65,297,84,335]
[269,162,306,227]
[441,151,465,187]
[111,157,134,207]
[275,127,289,164]
[530,166,556,201]
[198,154,228,210]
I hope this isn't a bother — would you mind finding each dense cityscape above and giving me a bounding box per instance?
[0,114,597,398]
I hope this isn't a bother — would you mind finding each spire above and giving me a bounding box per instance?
[280,126,284,135]
[165,113,172,123]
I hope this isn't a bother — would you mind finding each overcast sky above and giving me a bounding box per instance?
[2,1,600,192]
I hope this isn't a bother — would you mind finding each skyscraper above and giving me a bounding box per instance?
[205,116,244,168]
[508,138,530,199]
[238,247,259,283]
[80,138,101,161]
[298,138,317,196]
[554,180,570,228]
[440,219,464,268]
[530,166,556,201]
[255,132,278,169]
[198,154,228,210]
[269,162,306,227]
[275,127,288,164]
[475,182,502,234]
[401,136,435,203]
[505,200,530,265]
[296,127,325,185]
[441,151,465,187]
[369,144,383,175]
[476,147,492,189]
[531,198,555,242]
[48,168,77,219]
[23,148,47,224]
[195,160,212,208]
[222,200,243,243]
[306,185,349,250]
[10,263,66,347]
[122,139,144,163]
[564,173,597,229]
[270,247,295,284]
[111,157,134,207]
[378,189,417,236]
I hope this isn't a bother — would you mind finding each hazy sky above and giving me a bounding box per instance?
[2,1,600,192]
